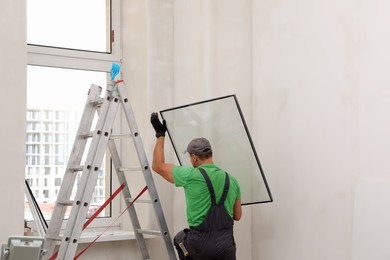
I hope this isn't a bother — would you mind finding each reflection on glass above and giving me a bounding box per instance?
[161,95,272,205]
[25,66,111,221]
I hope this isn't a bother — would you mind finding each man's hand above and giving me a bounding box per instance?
[150,112,167,137]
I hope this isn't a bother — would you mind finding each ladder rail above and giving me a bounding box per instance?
[107,139,151,259]
[58,91,121,259]
[116,82,177,260]
[42,85,103,259]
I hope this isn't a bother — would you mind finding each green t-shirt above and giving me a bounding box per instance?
[173,164,241,227]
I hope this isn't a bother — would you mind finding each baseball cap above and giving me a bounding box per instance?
[184,138,213,156]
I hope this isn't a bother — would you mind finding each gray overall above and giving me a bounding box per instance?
[174,168,236,260]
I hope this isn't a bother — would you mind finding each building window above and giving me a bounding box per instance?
[25,0,121,229]
[55,178,62,186]
[55,144,65,154]
[43,122,53,132]
[43,111,53,120]
[43,133,53,143]
[55,122,65,132]
[42,144,52,154]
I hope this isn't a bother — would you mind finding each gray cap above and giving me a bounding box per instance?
[185,138,212,156]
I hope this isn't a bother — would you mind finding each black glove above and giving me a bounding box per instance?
[150,112,167,137]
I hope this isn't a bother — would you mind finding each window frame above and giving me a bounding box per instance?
[26,0,122,231]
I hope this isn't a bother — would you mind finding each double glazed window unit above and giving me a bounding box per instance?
[26,0,122,229]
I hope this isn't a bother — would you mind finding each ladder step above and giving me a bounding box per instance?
[79,131,127,139]
[57,200,74,206]
[117,167,142,172]
[69,165,84,171]
[136,229,163,236]
[126,198,153,204]
[45,233,63,241]
[79,131,94,138]
[110,133,133,139]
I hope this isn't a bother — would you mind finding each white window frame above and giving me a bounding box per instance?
[26,0,122,231]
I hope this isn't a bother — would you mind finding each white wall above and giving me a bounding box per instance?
[252,0,360,259]
[352,0,390,258]
[131,0,390,259]
[0,0,27,243]
[3,0,390,259]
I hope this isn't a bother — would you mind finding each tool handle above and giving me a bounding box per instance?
[179,242,189,257]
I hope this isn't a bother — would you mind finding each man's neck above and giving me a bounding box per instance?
[197,158,214,167]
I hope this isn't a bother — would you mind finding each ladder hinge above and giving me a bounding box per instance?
[89,98,104,106]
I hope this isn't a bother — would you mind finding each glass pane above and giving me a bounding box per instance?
[27,0,111,52]
[161,95,273,205]
[25,66,111,222]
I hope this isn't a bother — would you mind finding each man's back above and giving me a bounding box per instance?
[173,164,240,227]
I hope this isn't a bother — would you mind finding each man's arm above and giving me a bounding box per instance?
[152,136,175,183]
[150,112,175,183]
[233,199,242,221]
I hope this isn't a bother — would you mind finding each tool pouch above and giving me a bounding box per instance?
[174,228,193,259]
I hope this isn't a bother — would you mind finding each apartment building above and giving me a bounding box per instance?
[25,108,107,220]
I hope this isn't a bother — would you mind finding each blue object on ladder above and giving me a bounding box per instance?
[110,63,121,81]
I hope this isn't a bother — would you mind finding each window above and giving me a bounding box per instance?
[42,144,52,154]
[44,167,50,175]
[43,190,49,199]
[43,111,52,120]
[43,122,52,132]
[26,0,121,230]
[161,95,273,205]
[55,122,65,132]
[55,178,62,186]
[27,0,111,53]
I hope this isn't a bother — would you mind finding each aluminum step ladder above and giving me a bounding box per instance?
[42,81,177,260]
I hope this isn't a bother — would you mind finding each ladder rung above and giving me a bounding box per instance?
[136,229,162,236]
[45,233,63,241]
[79,131,94,138]
[57,200,74,206]
[69,165,84,171]
[117,167,142,172]
[110,133,133,139]
[126,198,152,204]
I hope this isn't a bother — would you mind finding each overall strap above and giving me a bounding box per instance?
[198,168,230,206]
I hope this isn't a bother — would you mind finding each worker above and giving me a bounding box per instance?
[150,112,242,260]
